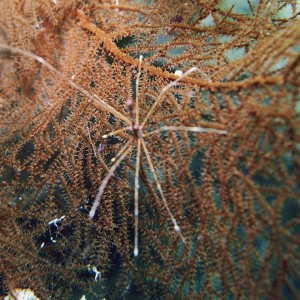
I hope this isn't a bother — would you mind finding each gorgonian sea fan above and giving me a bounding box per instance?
[0,0,299,299]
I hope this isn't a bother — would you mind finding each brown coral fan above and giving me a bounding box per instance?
[0,0,299,299]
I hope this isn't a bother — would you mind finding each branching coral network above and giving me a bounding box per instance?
[0,0,299,299]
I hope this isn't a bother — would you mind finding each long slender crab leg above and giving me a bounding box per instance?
[135,55,143,126]
[89,141,132,219]
[0,43,132,126]
[141,139,186,244]
[141,67,207,128]
[86,125,98,158]
[107,137,133,163]
[134,138,142,257]
[144,126,228,138]
[102,126,131,139]
[132,55,144,257]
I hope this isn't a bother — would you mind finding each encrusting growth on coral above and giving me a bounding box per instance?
[0,0,299,299]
